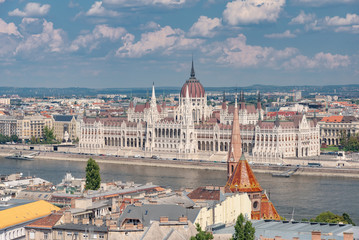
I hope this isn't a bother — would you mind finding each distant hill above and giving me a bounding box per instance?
[0,84,358,98]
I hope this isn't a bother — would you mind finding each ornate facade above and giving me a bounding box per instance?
[79,61,320,162]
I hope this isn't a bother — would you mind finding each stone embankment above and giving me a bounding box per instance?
[1,145,359,178]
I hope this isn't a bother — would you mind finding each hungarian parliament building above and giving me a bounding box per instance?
[79,62,320,163]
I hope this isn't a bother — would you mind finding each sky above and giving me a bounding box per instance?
[0,0,358,88]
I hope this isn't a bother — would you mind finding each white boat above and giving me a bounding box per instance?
[5,152,38,161]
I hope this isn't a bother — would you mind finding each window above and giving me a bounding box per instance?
[92,234,97,239]
[67,232,72,237]
[83,233,89,238]
[44,232,48,239]
[58,231,62,236]
[99,234,105,239]
[29,232,35,239]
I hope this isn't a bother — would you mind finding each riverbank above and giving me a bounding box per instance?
[2,149,359,178]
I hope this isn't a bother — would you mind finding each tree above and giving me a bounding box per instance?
[85,158,101,190]
[232,213,255,240]
[43,126,57,144]
[190,223,213,240]
[311,211,356,225]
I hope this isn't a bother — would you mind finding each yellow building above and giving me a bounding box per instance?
[16,116,53,141]
[187,187,252,229]
[0,200,60,240]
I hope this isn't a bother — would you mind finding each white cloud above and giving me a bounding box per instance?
[324,13,359,26]
[103,0,187,7]
[204,34,350,70]
[86,1,119,17]
[0,0,5,4]
[335,25,359,34]
[206,34,297,67]
[188,16,222,37]
[0,18,21,36]
[223,0,285,25]
[283,52,350,69]
[9,2,50,17]
[265,30,295,38]
[293,0,355,6]
[290,11,315,24]
[70,25,126,51]
[15,20,65,54]
[116,26,203,57]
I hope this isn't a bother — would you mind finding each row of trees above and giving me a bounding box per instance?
[0,134,20,144]
[340,133,359,152]
[304,211,356,225]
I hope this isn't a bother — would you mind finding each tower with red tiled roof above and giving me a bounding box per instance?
[227,94,241,178]
[225,95,280,220]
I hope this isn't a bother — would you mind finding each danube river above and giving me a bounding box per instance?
[1,157,358,223]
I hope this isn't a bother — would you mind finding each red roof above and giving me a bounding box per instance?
[259,194,280,220]
[180,79,205,98]
[26,213,63,229]
[320,116,343,123]
[225,156,263,193]
[187,187,221,202]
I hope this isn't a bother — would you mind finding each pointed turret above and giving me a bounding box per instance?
[240,91,246,110]
[274,112,280,127]
[257,91,261,110]
[226,93,241,177]
[151,82,156,107]
[222,91,227,110]
[190,57,195,78]
[162,92,166,109]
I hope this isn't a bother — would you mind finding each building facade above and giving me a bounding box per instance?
[318,116,359,146]
[79,62,320,162]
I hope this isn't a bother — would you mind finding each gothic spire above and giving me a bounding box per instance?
[190,57,195,78]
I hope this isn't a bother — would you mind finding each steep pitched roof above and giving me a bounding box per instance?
[260,194,280,220]
[225,154,263,193]
[228,99,242,162]
[0,200,60,229]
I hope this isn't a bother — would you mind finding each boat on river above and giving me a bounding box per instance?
[5,152,39,161]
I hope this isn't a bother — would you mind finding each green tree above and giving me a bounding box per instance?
[30,136,37,144]
[190,223,213,240]
[85,158,101,190]
[311,211,356,225]
[43,126,57,144]
[232,213,255,240]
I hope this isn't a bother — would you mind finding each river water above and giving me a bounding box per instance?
[1,157,358,224]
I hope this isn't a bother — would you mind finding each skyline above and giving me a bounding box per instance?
[0,0,358,88]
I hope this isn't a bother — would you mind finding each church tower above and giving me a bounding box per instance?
[227,93,241,178]
[225,95,280,220]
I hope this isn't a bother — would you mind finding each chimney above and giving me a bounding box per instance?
[343,232,354,240]
[111,198,117,213]
[71,198,76,208]
[160,217,169,223]
[64,211,72,224]
[311,231,321,240]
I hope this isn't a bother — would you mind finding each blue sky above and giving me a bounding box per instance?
[0,0,358,88]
